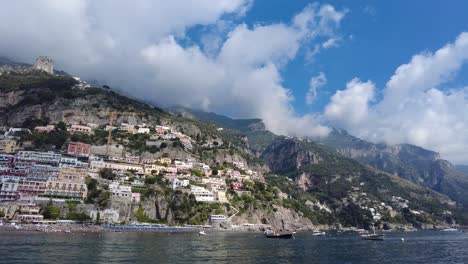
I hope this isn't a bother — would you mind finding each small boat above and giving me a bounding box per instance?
[441,228,459,232]
[198,230,207,236]
[361,233,385,240]
[312,231,326,236]
[264,230,294,239]
[361,224,384,241]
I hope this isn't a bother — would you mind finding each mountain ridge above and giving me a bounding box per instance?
[1,57,467,227]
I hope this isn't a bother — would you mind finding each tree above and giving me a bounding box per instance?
[0,211,5,218]
[66,212,91,221]
[99,168,116,180]
[96,211,101,224]
[43,205,61,219]
[55,121,67,131]
[212,169,218,176]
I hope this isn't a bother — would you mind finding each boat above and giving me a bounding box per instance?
[198,230,207,236]
[361,224,384,241]
[361,233,385,240]
[264,230,294,239]
[441,228,459,232]
[312,231,326,236]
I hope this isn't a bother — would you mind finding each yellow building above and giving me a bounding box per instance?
[57,168,88,181]
[144,164,166,175]
[0,139,18,153]
[159,158,172,165]
[44,168,88,200]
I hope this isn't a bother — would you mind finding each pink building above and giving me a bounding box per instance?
[231,182,244,191]
[67,142,91,157]
[34,125,55,133]
[17,179,46,196]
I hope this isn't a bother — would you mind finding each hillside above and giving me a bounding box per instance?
[261,137,465,227]
[1,59,466,228]
[316,128,468,208]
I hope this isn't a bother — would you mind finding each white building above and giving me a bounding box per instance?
[16,151,61,165]
[90,160,143,173]
[109,182,132,199]
[59,157,88,169]
[137,127,150,134]
[172,178,190,190]
[69,124,93,134]
[190,186,215,202]
[89,209,120,224]
[28,164,60,181]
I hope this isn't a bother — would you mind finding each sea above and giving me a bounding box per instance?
[1,230,467,264]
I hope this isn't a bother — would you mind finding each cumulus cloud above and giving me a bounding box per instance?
[324,32,468,163]
[306,72,327,105]
[0,1,345,138]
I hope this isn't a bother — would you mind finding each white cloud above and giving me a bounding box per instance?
[0,1,345,139]
[324,32,468,163]
[322,37,340,49]
[139,4,345,137]
[306,72,327,105]
[325,78,375,129]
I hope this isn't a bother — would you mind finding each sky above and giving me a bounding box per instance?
[1,0,468,163]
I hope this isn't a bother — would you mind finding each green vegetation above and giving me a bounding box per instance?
[135,207,153,223]
[19,122,69,150]
[99,168,116,181]
[0,71,77,92]
[43,205,61,219]
[85,177,111,209]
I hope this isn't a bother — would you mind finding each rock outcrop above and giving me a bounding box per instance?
[32,56,54,74]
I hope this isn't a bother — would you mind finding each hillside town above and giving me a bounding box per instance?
[0,120,263,228]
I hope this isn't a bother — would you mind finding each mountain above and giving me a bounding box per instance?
[167,106,278,156]
[260,137,464,228]
[1,57,466,228]
[168,105,265,132]
[163,108,468,225]
[316,128,468,208]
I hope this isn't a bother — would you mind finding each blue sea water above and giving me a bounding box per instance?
[1,230,467,264]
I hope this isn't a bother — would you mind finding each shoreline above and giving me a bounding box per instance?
[1,223,464,235]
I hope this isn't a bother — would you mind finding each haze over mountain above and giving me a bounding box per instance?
[2,1,468,164]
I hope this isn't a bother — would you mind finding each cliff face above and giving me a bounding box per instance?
[260,137,460,227]
[232,206,316,231]
[261,139,321,174]
[317,128,468,207]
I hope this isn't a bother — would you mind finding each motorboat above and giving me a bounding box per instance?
[361,224,384,241]
[312,231,326,236]
[264,230,294,239]
[441,228,459,232]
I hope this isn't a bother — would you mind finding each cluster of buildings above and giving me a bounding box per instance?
[0,121,262,224]
[0,151,89,202]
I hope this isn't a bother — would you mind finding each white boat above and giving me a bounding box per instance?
[312,231,326,236]
[441,228,459,232]
[198,230,207,236]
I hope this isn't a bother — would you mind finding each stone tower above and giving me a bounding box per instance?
[32,56,54,74]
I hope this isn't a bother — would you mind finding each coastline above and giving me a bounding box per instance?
[1,222,464,235]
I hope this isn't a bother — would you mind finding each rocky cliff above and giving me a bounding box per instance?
[316,128,468,208]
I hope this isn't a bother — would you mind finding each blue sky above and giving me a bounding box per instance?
[240,0,468,115]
